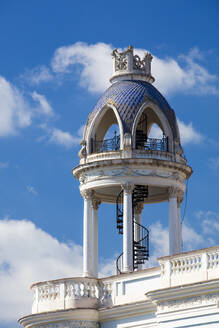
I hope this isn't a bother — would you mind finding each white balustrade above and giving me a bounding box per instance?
[31,246,219,315]
[32,277,112,314]
[159,246,219,288]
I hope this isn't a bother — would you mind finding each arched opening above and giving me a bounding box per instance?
[90,107,121,153]
[134,107,168,152]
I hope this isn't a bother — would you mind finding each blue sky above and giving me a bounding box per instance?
[0,0,219,326]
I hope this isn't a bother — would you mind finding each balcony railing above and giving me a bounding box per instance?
[31,277,112,314]
[92,133,168,154]
[92,132,120,153]
[136,136,168,152]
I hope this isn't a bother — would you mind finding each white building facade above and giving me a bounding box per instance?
[19,47,219,328]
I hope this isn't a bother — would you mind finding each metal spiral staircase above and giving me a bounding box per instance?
[116,185,149,274]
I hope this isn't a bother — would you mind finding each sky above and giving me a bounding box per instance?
[0,0,219,326]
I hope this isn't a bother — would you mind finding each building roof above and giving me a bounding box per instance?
[87,80,179,139]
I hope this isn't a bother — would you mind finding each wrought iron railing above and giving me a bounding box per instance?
[136,136,168,152]
[93,132,120,153]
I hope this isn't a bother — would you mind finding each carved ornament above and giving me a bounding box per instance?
[92,198,101,210]
[122,182,134,194]
[157,293,219,313]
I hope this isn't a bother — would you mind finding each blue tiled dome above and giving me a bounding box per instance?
[87,80,178,139]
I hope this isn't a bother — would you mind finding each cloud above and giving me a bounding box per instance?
[40,123,83,148]
[21,65,53,85]
[182,223,205,250]
[197,210,219,237]
[0,76,32,136]
[147,222,169,267]
[27,185,38,196]
[0,218,117,325]
[32,91,54,116]
[147,217,216,267]
[0,219,83,323]
[177,118,203,145]
[51,42,112,93]
[51,42,218,96]
[149,118,203,145]
[49,128,81,148]
[0,75,56,138]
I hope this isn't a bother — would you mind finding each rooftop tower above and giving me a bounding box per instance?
[19,46,219,328]
[73,46,192,277]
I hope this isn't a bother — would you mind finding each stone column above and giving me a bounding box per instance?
[168,187,181,255]
[134,203,144,243]
[122,183,133,272]
[91,198,101,278]
[134,203,144,270]
[177,194,183,253]
[82,190,94,277]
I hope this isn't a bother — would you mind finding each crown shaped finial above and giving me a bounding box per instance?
[110,46,155,84]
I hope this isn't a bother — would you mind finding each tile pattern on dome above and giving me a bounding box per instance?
[87,80,178,138]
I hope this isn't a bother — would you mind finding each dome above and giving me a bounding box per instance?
[86,80,179,140]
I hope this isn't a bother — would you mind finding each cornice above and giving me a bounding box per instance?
[18,309,98,328]
[99,300,155,321]
[73,157,192,180]
[147,279,219,303]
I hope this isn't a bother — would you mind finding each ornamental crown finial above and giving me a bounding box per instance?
[110,46,155,84]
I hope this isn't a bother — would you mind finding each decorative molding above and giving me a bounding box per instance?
[168,186,181,198]
[134,203,144,214]
[36,320,99,328]
[81,190,94,200]
[157,293,219,313]
[122,182,134,194]
[177,193,184,206]
[112,48,129,71]
[79,168,184,185]
[91,198,101,210]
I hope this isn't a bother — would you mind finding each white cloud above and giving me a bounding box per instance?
[147,222,169,267]
[32,91,54,116]
[149,119,203,145]
[51,42,112,93]
[0,75,56,138]
[196,210,219,236]
[49,127,81,148]
[182,223,205,250]
[152,48,218,96]
[0,218,116,325]
[147,219,214,267]
[0,219,83,323]
[51,42,218,96]
[27,185,38,196]
[39,123,83,148]
[0,76,32,136]
[177,118,203,145]
[22,65,53,85]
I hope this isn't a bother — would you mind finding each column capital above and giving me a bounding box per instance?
[81,189,94,200]
[177,193,184,206]
[122,182,134,194]
[134,202,144,214]
[91,198,101,210]
[168,187,182,199]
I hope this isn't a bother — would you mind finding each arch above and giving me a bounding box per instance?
[86,104,124,154]
[132,101,174,152]
[148,123,164,139]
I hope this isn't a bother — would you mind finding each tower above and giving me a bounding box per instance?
[19,46,219,328]
[73,45,192,277]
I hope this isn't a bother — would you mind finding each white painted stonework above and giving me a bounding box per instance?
[18,46,218,328]
[19,246,219,328]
